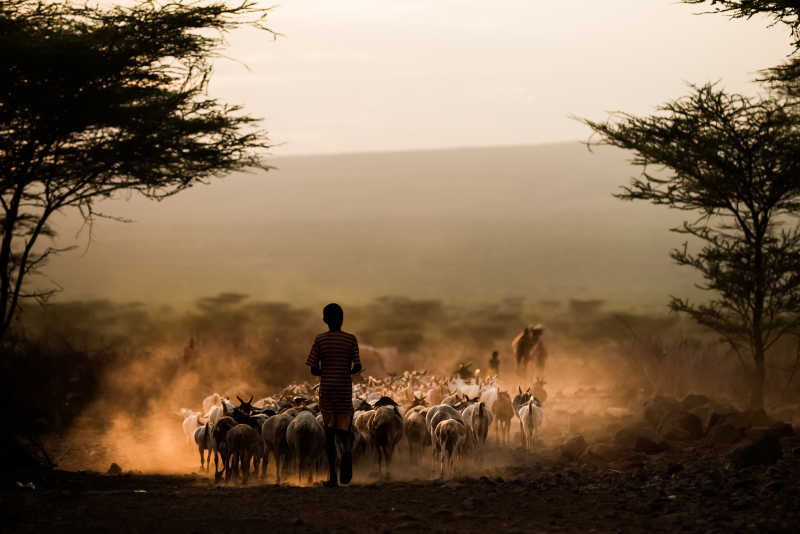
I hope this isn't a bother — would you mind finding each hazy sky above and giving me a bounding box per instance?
[202,0,793,155]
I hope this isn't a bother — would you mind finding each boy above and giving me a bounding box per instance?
[305,303,362,487]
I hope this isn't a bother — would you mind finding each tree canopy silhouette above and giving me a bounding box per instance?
[584,83,800,409]
[0,0,273,339]
[683,1,800,94]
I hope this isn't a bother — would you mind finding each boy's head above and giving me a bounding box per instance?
[323,303,344,330]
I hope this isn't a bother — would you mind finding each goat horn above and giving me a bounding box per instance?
[248,395,254,403]
[237,395,244,404]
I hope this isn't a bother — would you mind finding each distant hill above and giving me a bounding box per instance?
[45,142,699,309]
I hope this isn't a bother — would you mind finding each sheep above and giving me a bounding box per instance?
[493,391,514,445]
[368,405,403,477]
[461,401,493,447]
[261,409,297,483]
[518,397,544,450]
[434,419,467,479]
[193,422,215,472]
[226,423,262,484]
[402,405,429,463]
[286,411,325,484]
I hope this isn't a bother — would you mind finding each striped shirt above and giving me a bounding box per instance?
[306,330,360,415]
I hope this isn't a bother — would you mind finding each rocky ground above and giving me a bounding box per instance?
[3,393,799,533]
[3,437,799,533]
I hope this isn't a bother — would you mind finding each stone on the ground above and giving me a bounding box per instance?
[727,433,782,469]
[681,394,711,411]
[561,435,588,460]
[107,463,122,475]
[643,396,682,428]
[690,403,738,433]
[614,425,666,454]
[659,412,704,442]
[745,422,794,442]
[583,442,628,463]
[708,422,744,445]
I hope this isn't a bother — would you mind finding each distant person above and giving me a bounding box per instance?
[489,350,500,375]
[306,303,362,487]
[511,324,547,377]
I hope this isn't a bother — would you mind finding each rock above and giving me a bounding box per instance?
[561,435,588,460]
[727,434,782,469]
[583,443,627,463]
[634,436,667,454]
[107,463,122,476]
[643,396,682,428]
[690,403,738,432]
[615,425,664,454]
[745,423,794,442]
[708,422,744,445]
[681,394,711,411]
[659,412,704,441]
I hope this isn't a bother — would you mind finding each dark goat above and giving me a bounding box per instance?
[232,407,263,430]
[372,396,398,409]
[236,395,255,414]
[212,416,237,480]
[226,423,263,484]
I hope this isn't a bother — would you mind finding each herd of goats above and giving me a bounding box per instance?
[179,372,547,483]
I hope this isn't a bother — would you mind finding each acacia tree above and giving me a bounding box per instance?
[584,84,800,409]
[0,0,273,339]
[684,1,800,93]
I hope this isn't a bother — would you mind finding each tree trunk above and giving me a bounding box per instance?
[750,348,766,411]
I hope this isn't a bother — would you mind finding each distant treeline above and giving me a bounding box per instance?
[4,294,799,443]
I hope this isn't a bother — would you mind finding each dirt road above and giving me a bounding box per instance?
[3,444,798,534]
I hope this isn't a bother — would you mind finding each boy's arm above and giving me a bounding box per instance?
[351,336,362,375]
[306,339,322,376]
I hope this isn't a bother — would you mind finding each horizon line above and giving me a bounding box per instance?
[264,138,588,159]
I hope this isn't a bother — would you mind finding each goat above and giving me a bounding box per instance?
[212,416,237,480]
[461,401,493,447]
[261,409,297,483]
[368,405,403,477]
[202,393,222,414]
[193,422,215,472]
[180,409,202,442]
[518,397,544,450]
[493,391,514,445]
[286,411,325,484]
[425,404,464,461]
[207,405,224,427]
[479,387,498,411]
[402,405,429,463]
[434,419,467,479]
[226,423,262,484]
[512,386,532,447]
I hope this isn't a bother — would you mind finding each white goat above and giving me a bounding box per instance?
[518,397,544,450]
[462,401,493,446]
[434,419,467,478]
[202,393,222,414]
[286,411,325,484]
[180,409,202,442]
[193,422,216,472]
[425,404,464,460]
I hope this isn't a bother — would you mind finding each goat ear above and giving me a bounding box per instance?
[518,386,522,395]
